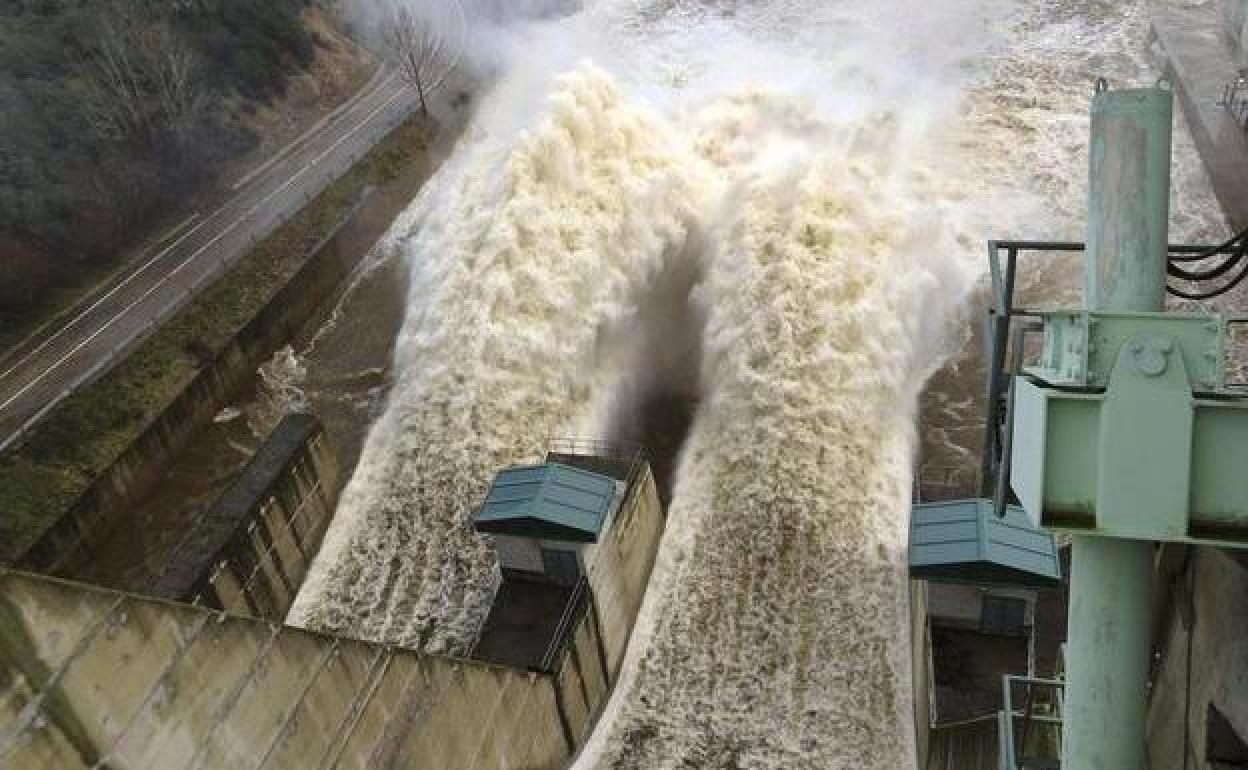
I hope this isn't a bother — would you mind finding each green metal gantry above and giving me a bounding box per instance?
[1009,82,1248,769]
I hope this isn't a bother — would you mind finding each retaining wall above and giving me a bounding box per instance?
[17,197,369,577]
[0,570,572,770]
[148,414,339,619]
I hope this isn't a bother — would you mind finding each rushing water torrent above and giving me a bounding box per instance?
[289,64,702,651]
[289,0,1226,766]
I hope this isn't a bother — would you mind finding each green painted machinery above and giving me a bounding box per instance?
[993,80,1248,770]
[1011,309,1248,545]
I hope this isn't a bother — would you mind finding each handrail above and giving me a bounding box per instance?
[545,437,649,482]
[999,674,1065,770]
[930,712,1001,730]
[980,238,1246,499]
[538,576,590,673]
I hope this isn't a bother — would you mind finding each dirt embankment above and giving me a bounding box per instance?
[227,8,378,181]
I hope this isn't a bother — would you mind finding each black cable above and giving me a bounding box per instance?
[1167,234,1247,281]
[1168,225,1248,262]
[1167,226,1248,299]
[1168,255,1248,299]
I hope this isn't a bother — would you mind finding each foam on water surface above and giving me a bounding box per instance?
[290,0,1225,765]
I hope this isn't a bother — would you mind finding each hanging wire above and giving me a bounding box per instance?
[1168,225,1248,261]
[1167,226,1248,300]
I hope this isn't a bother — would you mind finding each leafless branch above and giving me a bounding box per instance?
[78,16,151,142]
[141,24,202,145]
[379,2,457,114]
[76,4,200,147]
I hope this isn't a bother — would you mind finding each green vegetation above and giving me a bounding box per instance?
[0,117,431,562]
[0,0,322,332]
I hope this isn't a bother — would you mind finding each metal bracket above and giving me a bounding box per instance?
[1010,314,1248,547]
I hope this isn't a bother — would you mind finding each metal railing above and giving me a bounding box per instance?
[926,713,999,770]
[999,675,1065,770]
[544,437,650,492]
[980,239,1247,502]
[538,576,591,673]
[1218,69,1248,129]
[193,478,327,615]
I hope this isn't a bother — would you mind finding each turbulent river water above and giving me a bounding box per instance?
[288,1,1226,767]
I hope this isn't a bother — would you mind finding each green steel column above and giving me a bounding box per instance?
[1063,83,1172,770]
[1063,537,1155,769]
[1084,83,1172,311]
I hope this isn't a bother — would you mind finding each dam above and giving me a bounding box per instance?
[5,1,1248,769]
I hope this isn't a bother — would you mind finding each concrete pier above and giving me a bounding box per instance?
[1152,1,1248,228]
[0,570,570,770]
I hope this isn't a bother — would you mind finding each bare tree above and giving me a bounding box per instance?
[77,5,200,148]
[78,16,152,143]
[140,24,202,146]
[379,2,459,115]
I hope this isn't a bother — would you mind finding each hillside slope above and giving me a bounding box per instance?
[0,0,372,339]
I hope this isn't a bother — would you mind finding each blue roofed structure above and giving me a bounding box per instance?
[910,498,1061,588]
[473,462,617,543]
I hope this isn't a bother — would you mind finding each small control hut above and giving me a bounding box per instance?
[473,462,623,586]
[470,442,664,688]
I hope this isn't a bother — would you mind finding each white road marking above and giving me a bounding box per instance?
[230,69,397,191]
[0,85,412,418]
[0,208,215,383]
[0,78,401,388]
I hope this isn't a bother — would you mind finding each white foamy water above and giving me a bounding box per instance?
[291,0,1226,765]
[288,64,701,651]
[249,345,311,437]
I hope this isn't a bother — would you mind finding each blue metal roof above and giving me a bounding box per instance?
[473,463,616,543]
[910,498,1062,588]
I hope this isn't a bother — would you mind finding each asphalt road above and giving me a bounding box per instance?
[0,70,418,451]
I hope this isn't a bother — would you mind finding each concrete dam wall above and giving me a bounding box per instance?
[0,570,568,769]
[1148,547,1248,770]
[0,458,667,769]
[580,466,664,680]
[150,414,339,619]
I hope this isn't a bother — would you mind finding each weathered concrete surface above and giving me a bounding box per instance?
[1220,0,1248,65]
[910,580,931,769]
[0,570,572,770]
[148,414,339,618]
[581,466,664,676]
[1153,1,1248,228]
[549,600,612,747]
[0,460,666,769]
[1147,547,1248,769]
